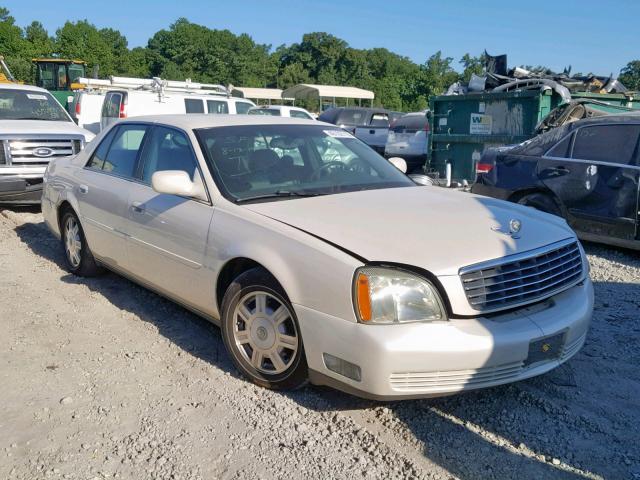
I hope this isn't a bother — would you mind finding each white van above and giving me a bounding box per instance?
[100,90,255,130]
[71,90,105,134]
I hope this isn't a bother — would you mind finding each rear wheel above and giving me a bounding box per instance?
[220,268,308,390]
[516,192,562,217]
[60,210,102,277]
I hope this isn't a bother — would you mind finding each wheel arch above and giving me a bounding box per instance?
[215,257,287,313]
[508,188,565,217]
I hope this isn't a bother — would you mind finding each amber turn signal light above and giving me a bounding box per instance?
[356,273,372,321]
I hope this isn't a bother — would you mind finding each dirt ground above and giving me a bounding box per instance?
[1,207,639,480]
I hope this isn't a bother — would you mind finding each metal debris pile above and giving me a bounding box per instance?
[446,51,630,101]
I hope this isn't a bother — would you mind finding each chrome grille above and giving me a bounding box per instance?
[460,239,583,312]
[7,139,76,166]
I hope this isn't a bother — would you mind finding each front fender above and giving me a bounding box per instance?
[209,205,363,322]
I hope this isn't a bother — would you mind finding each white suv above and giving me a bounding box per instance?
[0,84,94,204]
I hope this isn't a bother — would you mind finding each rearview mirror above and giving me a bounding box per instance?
[152,170,200,198]
[388,157,407,173]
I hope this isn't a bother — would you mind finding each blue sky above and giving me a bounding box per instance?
[4,0,639,75]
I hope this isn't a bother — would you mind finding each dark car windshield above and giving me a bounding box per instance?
[195,124,415,202]
[0,89,70,122]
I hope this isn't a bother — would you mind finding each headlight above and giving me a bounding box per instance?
[353,267,447,324]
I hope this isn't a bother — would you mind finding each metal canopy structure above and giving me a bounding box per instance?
[282,84,375,109]
[231,87,293,105]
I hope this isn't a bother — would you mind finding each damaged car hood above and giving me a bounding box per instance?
[244,186,576,276]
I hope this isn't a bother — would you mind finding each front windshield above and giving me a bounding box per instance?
[196,124,414,202]
[0,89,70,122]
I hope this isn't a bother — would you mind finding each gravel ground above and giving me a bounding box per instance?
[1,207,639,480]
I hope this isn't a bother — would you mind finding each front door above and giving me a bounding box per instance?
[124,125,216,313]
[538,124,640,242]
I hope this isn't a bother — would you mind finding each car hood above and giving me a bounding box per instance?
[244,186,576,276]
[0,120,94,140]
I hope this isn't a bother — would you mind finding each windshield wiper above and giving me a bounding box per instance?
[236,190,329,203]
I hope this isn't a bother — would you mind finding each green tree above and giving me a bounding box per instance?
[620,60,640,91]
[459,53,485,82]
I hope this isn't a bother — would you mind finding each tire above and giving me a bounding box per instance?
[220,267,308,390]
[517,192,562,217]
[60,209,103,277]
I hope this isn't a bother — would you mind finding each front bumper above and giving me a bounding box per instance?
[296,278,593,400]
[0,176,43,204]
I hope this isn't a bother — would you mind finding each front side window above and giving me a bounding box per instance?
[196,124,414,202]
[207,100,229,114]
[0,89,70,122]
[100,125,148,178]
[572,125,640,165]
[140,126,198,184]
[235,102,252,114]
[185,98,205,114]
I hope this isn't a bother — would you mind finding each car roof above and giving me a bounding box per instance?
[116,114,329,130]
[0,83,50,93]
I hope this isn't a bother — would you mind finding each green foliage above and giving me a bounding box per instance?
[620,60,640,91]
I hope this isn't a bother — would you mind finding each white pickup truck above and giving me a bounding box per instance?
[0,84,94,204]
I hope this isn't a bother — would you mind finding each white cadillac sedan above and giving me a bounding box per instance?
[42,115,593,399]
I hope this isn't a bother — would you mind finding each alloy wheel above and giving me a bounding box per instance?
[232,291,299,375]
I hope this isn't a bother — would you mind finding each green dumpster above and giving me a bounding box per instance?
[428,89,565,182]
[571,91,640,110]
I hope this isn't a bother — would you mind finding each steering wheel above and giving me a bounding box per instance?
[311,161,348,180]
[348,157,371,174]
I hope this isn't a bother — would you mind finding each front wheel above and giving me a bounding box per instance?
[60,210,103,277]
[220,268,308,390]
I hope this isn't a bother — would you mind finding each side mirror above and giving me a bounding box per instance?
[388,157,407,173]
[151,170,199,198]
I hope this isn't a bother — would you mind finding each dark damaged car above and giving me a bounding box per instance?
[472,114,640,250]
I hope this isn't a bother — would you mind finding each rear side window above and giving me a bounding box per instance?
[337,110,367,126]
[572,125,640,165]
[101,125,148,178]
[185,98,205,114]
[140,126,198,184]
[290,109,312,120]
[103,92,123,118]
[86,128,118,170]
[235,102,252,114]
[546,133,573,158]
[207,100,229,114]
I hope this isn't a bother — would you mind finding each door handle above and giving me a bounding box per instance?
[130,201,145,213]
[78,184,88,194]
[550,166,570,175]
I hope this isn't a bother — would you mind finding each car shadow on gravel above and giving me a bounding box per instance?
[14,220,637,480]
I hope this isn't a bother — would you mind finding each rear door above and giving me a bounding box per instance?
[538,124,640,241]
[124,125,215,312]
[75,123,149,269]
